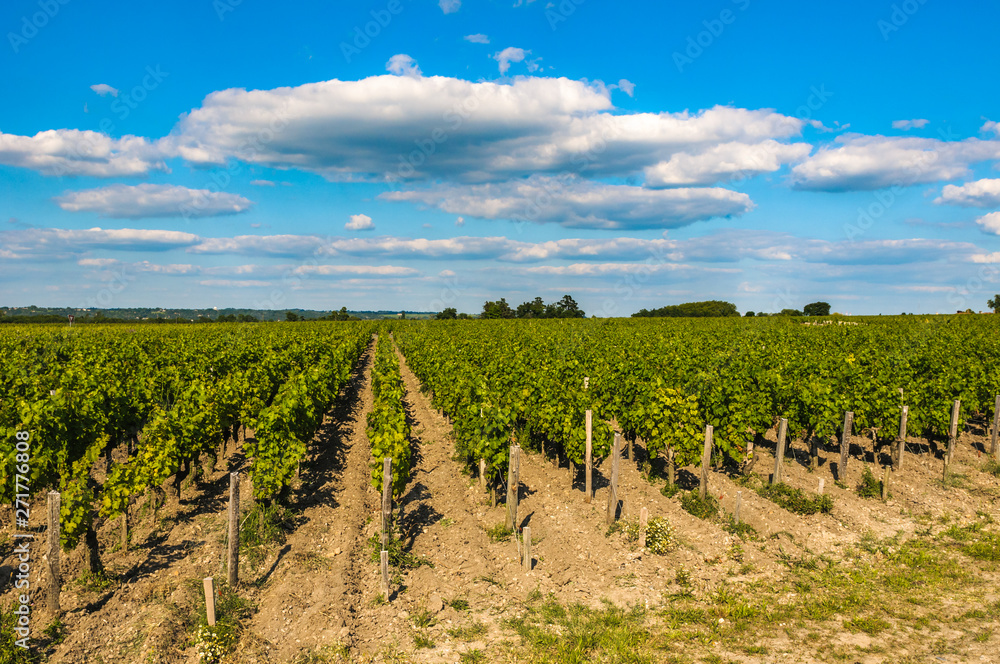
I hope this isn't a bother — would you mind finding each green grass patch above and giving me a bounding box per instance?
[856,465,884,499]
[737,474,832,515]
[367,523,434,570]
[447,620,488,641]
[240,502,298,568]
[485,523,514,542]
[844,616,891,636]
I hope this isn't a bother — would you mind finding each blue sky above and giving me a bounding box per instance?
[2,0,999,315]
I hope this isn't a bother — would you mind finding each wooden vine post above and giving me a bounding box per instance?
[772,418,788,485]
[699,425,713,502]
[585,410,593,503]
[607,432,621,526]
[204,578,216,626]
[381,457,392,549]
[228,472,240,587]
[381,550,390,599]
[505,445,520,531]
[992,394,1000,457]
[479,458,486,492]
[639,507,648,549]
[734,491,742,524]
[896,405,909,470]
[839,411,854,479]
[522,526,532,572]
[947,399,960,465]
[46,491,61,615]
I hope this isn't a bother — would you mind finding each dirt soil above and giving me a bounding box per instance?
[2,337,999,664]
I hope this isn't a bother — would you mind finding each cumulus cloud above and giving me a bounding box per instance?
[981,120,1000,136]
[0,227,200,260]
[345,213,375,231]
[790,134,1000,191]
[934,179,1000,208]
[294,265,419,277]
[190,234,329,257]
[455,216,465,226]
[386,54,421,77]
[644,140,812,187]
[464,33,489,43]
[54,184,254,219]
[439,0,461,13]
[616,79,635,97]
[381,176,753,230]
[0,129,167,177]
[976,211,1000,234]
[892,119,929,130]
[160,75,805,185]
[90,83,119,97]
[494,47,528,74]
[250,179,275,186]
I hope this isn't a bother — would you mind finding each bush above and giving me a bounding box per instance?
[757,482,833,515]
[645,517,679,554]
[857,465,883,499]
[680,490,719,520]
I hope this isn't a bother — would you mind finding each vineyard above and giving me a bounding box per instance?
[0,316,999,663]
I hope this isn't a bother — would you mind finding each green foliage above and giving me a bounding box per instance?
[191,581,254,664]
[756,482,833,515]
[485,523,514,542]
[645,517,679,554]
[633,300,739,318]
[367,335,412,497]
[856,465,883,499]
[367,526,433,570]
[803,302,831,316]
[680,491,719,520]
[240,502,296,567]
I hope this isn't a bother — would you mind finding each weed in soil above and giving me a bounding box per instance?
[680,491,719,520]
[738,474,833,515]
[856,465,884,499]
[485,523,514,542]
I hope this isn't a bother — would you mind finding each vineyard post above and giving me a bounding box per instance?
[204,578,216,626]
[639,507,648,549]
[839,412,854,480]
[607,431,621,526]
[734,491,742,524]
[46,491,61,615]
[772,418,788,485]
[381,457,392,549]
[228,472,240,587]
[992,394,999,456]
[381,550,390,599]
[699,425,713,502]
[479,458,486,492]
[585,410,593,504]
[947,400,960,465]
[505,445,520,530]
[897,405,909,470]
[818,478,825,495]
[881,465,890,502]
[523,526,532,572]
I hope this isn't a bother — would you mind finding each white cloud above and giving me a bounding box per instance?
[439,0,461,13]
[386,54,421,77]
[250,179,275,186]
[981,120,1000,136]
[55,184,254,219]
[77,258,121,268]
[975,211,1000,234]
[0,227,200,259]
[380,175,753,230]
[190,234,328,257]
[199,279,271,288]
[934,179,1000,208]
[90,83,119,97]
[790,134,1000,191]
[161,75,804,185]
[616,79,635,97]
[892,119,929,130]
[644,140,812,187]
[464,33,489,44]
[295,265,419,277]
[0,129,167,177]
[345,213,375,231]
[493,47,527,74]
[455,216,465,226]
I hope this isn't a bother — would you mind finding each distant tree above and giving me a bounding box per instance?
[744,311,755,317]
[989,294,1000,313]
[457,312,471,320]
[285,311,300,322]
[778,308,804,317]
[237,314,259,322]
[482,298,514,319]
[553,294,585,318]
[632,300,739,318]
[399,311,406,320]
[436,307,458,320]
[516,297,546,318]
[803,301,831,316]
